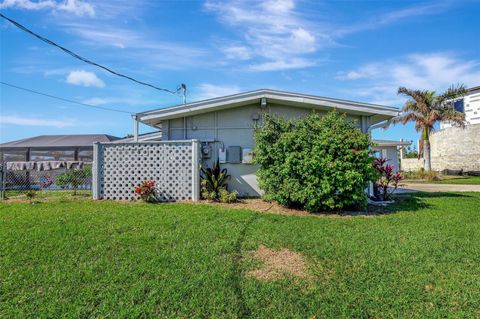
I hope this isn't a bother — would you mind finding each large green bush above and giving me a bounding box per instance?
[254,111,375,212]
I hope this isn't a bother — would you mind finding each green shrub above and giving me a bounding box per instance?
[25,190,37,203]
[201,161,237,202]
[56,168,92,195]
[218,188,238,203]
[254,111,376,212]
[403,169,441,181]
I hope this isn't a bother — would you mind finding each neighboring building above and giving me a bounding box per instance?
[372,139,411,172]
[132,89,399,196]
[0,134,120,163]
[441,86,480,128]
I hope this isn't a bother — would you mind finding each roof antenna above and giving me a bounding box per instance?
[181,83,187,104]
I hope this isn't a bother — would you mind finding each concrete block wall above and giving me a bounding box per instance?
[429,124,480,171]
[400,123,480,172]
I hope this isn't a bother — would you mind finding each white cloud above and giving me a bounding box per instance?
[0,115,75,128]
[0,0,54,10]
[193,83,242,101]
[66,70,105,87]
[81,96,157,107]
[337,53,480,106]
[205,0,457,72]
[335,2,452,36]
[56,0,94,17]
[61,23,208,70]
[222,45,251,60]
[0,0,95,17]
[205,0,323,71]
[249,58,316,72]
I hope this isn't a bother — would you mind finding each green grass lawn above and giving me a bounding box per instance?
[404,175,480,185]
[1,194,480,318]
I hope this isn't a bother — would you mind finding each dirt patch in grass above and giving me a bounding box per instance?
[247,245,310,281]
[199,198,397,218]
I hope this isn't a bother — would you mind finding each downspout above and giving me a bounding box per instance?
[183,117,187,139]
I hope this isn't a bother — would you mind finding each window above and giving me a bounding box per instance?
[453,99,464,113]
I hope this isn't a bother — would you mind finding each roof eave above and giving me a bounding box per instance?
[138,90,399,125]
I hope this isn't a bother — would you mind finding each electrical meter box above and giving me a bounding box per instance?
[227,146,241,163]
[201,143,212,159]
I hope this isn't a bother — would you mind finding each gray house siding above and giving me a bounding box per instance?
[372,145,400,172]
[160,102,364,197]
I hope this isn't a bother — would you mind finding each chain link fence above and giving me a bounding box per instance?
[0,163,92,199]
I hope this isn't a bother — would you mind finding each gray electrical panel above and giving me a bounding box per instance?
[227,146,241,163]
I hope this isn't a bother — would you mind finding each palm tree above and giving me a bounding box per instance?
[394,85,467,171]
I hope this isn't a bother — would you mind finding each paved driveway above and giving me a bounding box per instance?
[398,183,480,193]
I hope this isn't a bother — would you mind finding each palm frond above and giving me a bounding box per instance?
[435,84,467,107]
[441,108,466,128]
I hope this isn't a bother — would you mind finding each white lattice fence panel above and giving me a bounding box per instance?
[98,142,195,201]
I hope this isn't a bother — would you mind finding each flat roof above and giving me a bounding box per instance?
[0,134,120,149]
[137,89,400,127]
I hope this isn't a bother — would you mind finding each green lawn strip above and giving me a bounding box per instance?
[1,193,480,318]
[404,176,480,185]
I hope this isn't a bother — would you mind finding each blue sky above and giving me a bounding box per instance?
[1,0,479,144]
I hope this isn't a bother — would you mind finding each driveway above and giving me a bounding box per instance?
[398,183,480,193]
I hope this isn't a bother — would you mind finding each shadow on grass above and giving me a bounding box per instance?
[229,213,261,318]
[387,192,472,214]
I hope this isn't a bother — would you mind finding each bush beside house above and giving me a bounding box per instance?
[254,111,376,212]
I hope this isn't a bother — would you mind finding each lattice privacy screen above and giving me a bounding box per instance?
[93,141,199,201]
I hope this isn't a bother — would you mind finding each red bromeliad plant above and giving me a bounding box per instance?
[373,158,403,201]
[134,180,157,202]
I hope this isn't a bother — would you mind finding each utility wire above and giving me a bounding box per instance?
[0,13,179,95]
[1,81,133,114]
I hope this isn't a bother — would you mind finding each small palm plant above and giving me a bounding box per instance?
[395,85,466,171]
[201,160,236,202]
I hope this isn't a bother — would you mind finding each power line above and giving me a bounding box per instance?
[0,13,180,95]
[1,81,133,114]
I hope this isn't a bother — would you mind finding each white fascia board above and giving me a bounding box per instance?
[372,140,412,147]
[137,89,399,124]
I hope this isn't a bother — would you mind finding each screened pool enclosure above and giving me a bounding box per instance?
[0,134,119,197]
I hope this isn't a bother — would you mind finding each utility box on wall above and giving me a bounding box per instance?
[227,146,241,163]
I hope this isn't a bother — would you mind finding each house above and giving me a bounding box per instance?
[131,89,400,197]
[372,139,411,172]
[0,134,120,163]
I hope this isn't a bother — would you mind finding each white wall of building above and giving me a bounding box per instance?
[441,88,480,129]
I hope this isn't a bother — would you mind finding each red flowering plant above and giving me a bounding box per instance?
[134,180,157,202]
[373,158,403,201]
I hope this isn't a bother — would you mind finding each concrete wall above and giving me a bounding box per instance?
[401,158,423,172]
[400,123,480,172]
[161,102,365,197]
[429,123,480,171]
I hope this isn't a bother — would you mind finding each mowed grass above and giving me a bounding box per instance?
[1,194,480,318]
[405,175,480,185]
